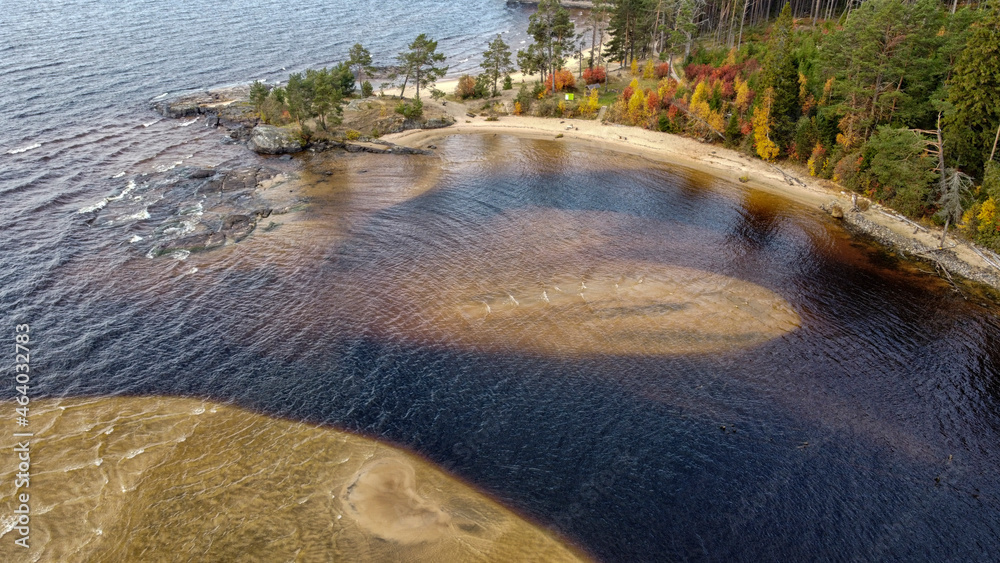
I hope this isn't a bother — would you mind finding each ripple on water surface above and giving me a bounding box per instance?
[0,397,586,562]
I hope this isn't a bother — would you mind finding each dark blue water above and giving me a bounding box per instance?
[3,2,1000,562]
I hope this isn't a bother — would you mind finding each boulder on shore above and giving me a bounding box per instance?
[247,125,303,155]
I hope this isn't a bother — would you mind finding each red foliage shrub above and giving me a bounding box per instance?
[646,90,661,112]
[658,78,679,102]
[582,66,607,84]
[721,80,735,99]
[684,63,714,82]
[654,62,672,79]
[545,69,577,93]
[714,64,741,84]
[555,69,576,91]
[740,120,752,136]
[622,86,634,102]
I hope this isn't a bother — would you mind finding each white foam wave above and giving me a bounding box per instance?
[111,171,125,178]
[159,220,197,238]
[107,179,137,202]
[142,119,161,128]
[7,142,42,154]
[178,119,198,127]
[169,250,191,261]
[79,200,108,214]
[151,92,169,100]
[128,235,144,243]
[118,208,150,222]
[79,180,137,214]
[154,161,184,172]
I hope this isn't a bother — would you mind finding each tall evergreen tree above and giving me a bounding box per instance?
[481,34,514,97]
[527,0,575,92]
[761,3,799,152]
[347,43,375,87]
[821,0,943,148]
[606,0,655,66]
[397,34,448,99]
[944,5,1000,178]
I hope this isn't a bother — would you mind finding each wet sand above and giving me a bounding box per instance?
[0,397,588,562]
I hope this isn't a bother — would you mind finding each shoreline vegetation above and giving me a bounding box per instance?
[149,0,1000,295]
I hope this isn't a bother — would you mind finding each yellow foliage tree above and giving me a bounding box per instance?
[630,58,639,76]
[978,197,998,233]
[752,88,780,161]
[691,81,708,106]
[690,81,712,122]
[643,59,655,79]
[734,78,751,113]
[579,88,601,116]
[657,78,678,101]
[627,89,647,126]
[819,77,835,107]
[725,47,738,65]
[707,110,725,133]
[514,101,523,116]
[628,77,640,93]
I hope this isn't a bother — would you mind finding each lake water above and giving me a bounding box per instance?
[2,1,1000,562]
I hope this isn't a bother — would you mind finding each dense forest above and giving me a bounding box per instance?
[514,0,1000,251]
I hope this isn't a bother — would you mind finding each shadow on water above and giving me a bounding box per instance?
[9,134,1000,561]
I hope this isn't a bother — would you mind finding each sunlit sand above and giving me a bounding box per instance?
[0,397,586,562]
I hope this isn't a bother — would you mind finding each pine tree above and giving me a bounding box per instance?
[606,0,656,67]
[761,4,798,153]
[944,5,1000,179]
[527,0,575,94]
[347,43,375,89]
[397,34,448,99]
[481,34,514,97]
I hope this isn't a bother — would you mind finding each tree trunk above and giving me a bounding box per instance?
[937,113,949,248]
[990,121,1000,163]
[738,0,748,49]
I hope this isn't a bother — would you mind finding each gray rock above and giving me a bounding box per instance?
[222,214,256,242]
[152,101,202,119]
[247,125,303,155]
[421,117,455,129]
[160,232,226,254]
[188,168,214,179]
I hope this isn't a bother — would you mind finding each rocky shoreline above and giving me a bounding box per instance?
[92,86,454,259]
[822,201,1000,293]
[81,164,306,258]
[151,88,455,156]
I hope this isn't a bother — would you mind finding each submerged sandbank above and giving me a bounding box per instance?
[385,117,1000,291]
[0,397,587,562]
